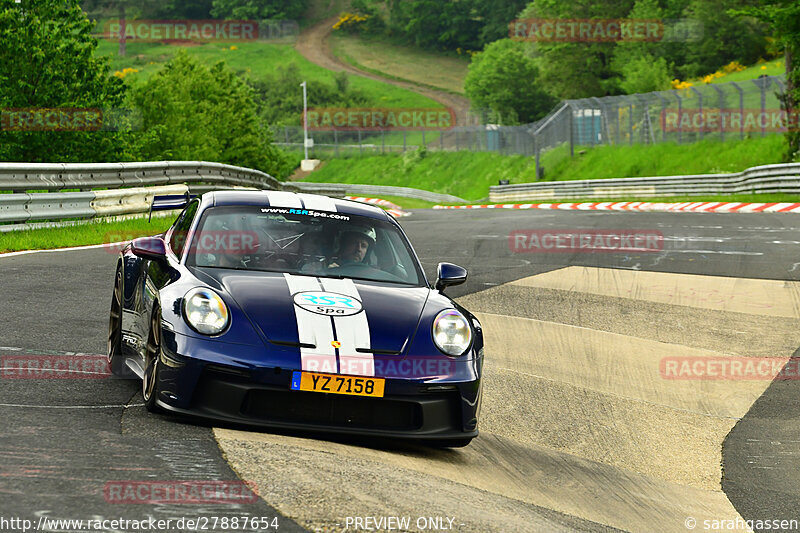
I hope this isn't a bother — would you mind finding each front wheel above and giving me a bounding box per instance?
[143,306,163,412]
[108,270,133,377]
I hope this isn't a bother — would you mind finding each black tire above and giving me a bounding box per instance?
[143,305,163,412]
[430,438,473,448]
[108,269,133,378]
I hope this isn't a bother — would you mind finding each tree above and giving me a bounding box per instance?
[247,63,369,127]
[82,0,170,56]
[210,0,308,21]
[0,0,132,162]
[731,0,800,161]
[519,0,635,99]
[387,0,482,50]
[612,0,671,93]
[676,0,767,80]
[474,0,529,50]
[132,51,290,177]
[464,39,556,124]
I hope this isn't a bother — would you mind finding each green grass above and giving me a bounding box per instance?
[304,136,786,201]
[0,215,175,253]
[692,58,786,85]
[540,136,785,180]
[95,40,438,108]
[330,33,469,94]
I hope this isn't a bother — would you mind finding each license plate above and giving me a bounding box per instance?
[290,371,385,398]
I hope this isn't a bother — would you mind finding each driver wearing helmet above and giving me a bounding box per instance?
[328,225,376,268]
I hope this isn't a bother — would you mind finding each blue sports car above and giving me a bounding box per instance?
[108,190,483,447]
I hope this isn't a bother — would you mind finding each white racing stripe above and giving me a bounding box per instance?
[297,193,337,212]
[285,274,374,376]
[284,274,337,373]
[320,278,374,377]
[265,190,303,208]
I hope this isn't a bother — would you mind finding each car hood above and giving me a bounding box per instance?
[198,270,431,355]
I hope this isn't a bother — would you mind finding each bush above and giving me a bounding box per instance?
[132,51,290,177]
[465,39,556,124]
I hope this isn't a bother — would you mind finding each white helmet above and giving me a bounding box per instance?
[343,225,376,245]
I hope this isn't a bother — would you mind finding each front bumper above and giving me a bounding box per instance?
[155,332,482,440]
[158,366,478,440]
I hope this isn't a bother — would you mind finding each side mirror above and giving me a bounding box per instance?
[434,262,467,292]
[131,237,167,261]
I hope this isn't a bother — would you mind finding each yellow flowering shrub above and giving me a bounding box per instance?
[113,67,139,79]
[723,61,745,73]
[333,12,370,32]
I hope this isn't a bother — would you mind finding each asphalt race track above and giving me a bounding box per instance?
[2,208,800,532]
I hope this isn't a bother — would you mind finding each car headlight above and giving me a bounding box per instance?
[183,288,229,335]
[432,309,472,356]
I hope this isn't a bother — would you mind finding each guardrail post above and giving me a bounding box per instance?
[358,129,362,155]
[403,130,407,152]
[381,130,385,153]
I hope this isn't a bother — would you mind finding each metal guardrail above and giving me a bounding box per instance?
[0,186,190,226]
[0,161,465,228]
[0,161,280,227]
[488,163,800,202]
[0,161,282,193]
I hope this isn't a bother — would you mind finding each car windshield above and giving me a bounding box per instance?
[185,205,425,286]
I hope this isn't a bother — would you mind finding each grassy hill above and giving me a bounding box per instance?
[330,33,469,94]
[95,39,439,109]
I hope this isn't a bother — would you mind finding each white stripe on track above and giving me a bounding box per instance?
[0,241,129,259]
[0,403,145,409]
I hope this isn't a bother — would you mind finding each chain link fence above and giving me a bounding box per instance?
[274,75,788,177]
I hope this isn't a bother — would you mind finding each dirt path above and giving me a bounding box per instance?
[295,17,473,126]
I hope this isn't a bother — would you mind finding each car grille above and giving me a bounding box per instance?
[241,389,423,431]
